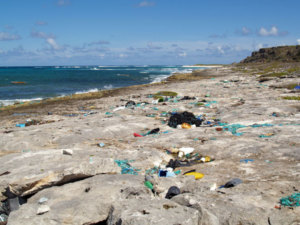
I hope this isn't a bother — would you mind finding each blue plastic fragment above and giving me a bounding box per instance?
[98,142,105,147]
[240,159,254,163]
[16,123,26,128]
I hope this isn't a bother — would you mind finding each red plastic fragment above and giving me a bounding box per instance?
[134,133,143,137]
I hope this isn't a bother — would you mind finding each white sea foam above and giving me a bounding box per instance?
[74,88,99,95]
[150,75,170,83]
[103,84,114,90]
[0,98,43,106]
[91,67,99,70]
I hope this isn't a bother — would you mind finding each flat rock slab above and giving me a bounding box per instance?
[7,174,201,225]
[0,150,121,200]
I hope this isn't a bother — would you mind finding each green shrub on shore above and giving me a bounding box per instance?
[282,96,300,100]
[155,91,178,97]
[260,72,288,77]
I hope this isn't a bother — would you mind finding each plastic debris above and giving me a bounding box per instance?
[62,149,73,156]
[259,133,274,138]
[125,101,136,108]
[115,160,140,175]
[179,147,194,156]
[159,170,167,177]
[145,166,159,175]
[168,111,203,128]
[144,181,154,190]
[181,123,191,129]
[98,142,105,147]
[113,106,126,112]
[165,186,180,199]
[37,205,50,215]
[133,133,143,137]
[280,193,300,207]
[240,159,254,163]
[294,85,300,90]
[210,183,217,191]
[184,172,204,180]
[146,128,160,135]
[220,178,243,188]
[89,155,94,164]
[38,197,48,204]
[16,123,26,128]
[223,124,246,136]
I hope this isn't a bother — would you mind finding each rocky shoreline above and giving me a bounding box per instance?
[0,65,299,225]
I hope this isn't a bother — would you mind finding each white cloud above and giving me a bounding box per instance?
[46,38,60,50]
[178,52,187,57]
[0,32,21,41]
[259,26,278,36]
[137,1,155,7]
[31,30,55,39]
[119,53,128,58]
[31,30,60,50]
[242,27,251,35]
[297,39,300,45]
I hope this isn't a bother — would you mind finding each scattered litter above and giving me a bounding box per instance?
[37,205,50,215]
[145,166,159,175]
[98,142,105,147]
[165,186,180,199]
[280,193,300,207]
[179,147,194,156]
[184,171,204,180]
[133,133,143,137]
[168,111,203,128]
[240,159,254,163]
[16,123,25,128]
[0,171,10,176]
[125,101,136,108]
[181,123,191,129]
[259,133,275,138]
[63,113,78,117]
[115,160,140,175]
[220,178,243,188]
[144,181,153,190]
[181,96,196,100]
[210,183,217,191]
[38,197,48,204]
[146,114,156,117]
[145,128,160,135]
[0,214,8,223]
[113,106,126,112]
[89,155,94,164]
[294,85,300,90]
[62,149,73,156]
[222,124,246,136]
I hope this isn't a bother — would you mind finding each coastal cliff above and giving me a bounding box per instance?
[241,45,300,63]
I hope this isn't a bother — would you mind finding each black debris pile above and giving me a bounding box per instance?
[168,111,203,128]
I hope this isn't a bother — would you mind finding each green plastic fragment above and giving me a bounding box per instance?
[144,181,153,190]
[280,193,300,207]
[114,160,140,175]
[145,166,159,175]
[174,170,181,175]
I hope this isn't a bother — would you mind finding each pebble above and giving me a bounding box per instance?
[36,205,50,215]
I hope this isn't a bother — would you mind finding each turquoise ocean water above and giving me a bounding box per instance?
[0,65,204,106]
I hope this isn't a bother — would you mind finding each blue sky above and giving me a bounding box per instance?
[0,0,299,66]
